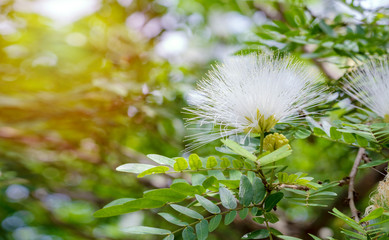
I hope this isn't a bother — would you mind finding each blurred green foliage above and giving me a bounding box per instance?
[1,0,389,239]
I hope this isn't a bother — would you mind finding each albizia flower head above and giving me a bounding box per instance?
[185,53,327,149]
[365,173,389,215]
[343,58,389,122]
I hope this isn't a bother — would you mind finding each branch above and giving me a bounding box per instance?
[348,147,365,221]
[276,184,310,191]
[304,161,387,235]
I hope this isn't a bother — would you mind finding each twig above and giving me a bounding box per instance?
[348,148,365,221]
[304,161,387,235]
[277,184,310,191]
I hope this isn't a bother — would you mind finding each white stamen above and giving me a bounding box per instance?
[343,57,389,120]
[185,53,328,150]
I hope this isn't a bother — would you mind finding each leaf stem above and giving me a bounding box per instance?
[257,132,270,189]
[171,204,263,235]
[260,132,265,155]
[312,132,379,152]
[264,220,273,240]
[166,167,250,174]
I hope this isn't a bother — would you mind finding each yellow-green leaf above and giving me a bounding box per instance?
[206,156,218,168]
[221,139,256,161]
[174,157,188,171]
[189,154,202,170]
[138,166,170,178]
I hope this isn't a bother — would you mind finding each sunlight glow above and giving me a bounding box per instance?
[14,0,101,25]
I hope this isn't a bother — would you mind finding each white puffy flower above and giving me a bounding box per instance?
[343,58,389,122]
[185,53,327,149]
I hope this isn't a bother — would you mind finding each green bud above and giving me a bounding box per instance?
[263,133,290,152]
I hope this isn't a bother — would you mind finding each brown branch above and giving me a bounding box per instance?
[276,184,310,191]
[348,147,365,221]
[304,162,387,235]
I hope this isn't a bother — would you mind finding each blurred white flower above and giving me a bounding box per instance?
[343,58,389,122]
[186,53,327,150]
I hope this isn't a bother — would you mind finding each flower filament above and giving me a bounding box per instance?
[245,109,278,134]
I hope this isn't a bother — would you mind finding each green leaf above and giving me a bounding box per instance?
[195,220,209,240]
[359,208,384,223]
[273,20,289,33]
[259,145,292,166]
[163,235,174,240]
[242,229,270,239]
[138,166,170,178]
[358,159,389,169]
[94,198,164,218]
[308,233,322,240]
[219,187,237,209]
[253,177,266,204]
[116,163,155,174]
[310,191,337,197]
[208,169,225,179]
[206,156,218,168]
[202,176,219,191]
[170,204,203,219]
[330,127,342,140]
[122,198,165,209]
[290,202,328,207]
[331,208,364,232]
[294,129,311,139]
[232,159,244,169]
[158,213,188,226]
[289,174,300,183]
[251,207,259,216]
[270,227,282,236]
[170,182,205,196]
[192,173,206,185]
[283,188,307,196]
[244,160,256,170]
[313,127,327,136]
[221,139,256,162]
[342,132,355,143]
[284,10,299,28]
[224,210,237,225]
[144,189,187,202]
[340,229,365,239]
[265,212,279,223]
[368,218,389,227]
[122,226,171,235]
[278,236,303,240]
[338,127,375,142]
[253,216,265,224]
[103,198,134,208]
[182,226,196,240]
[264,192,284,212]
[318,20,337,37]
[219,180,240,189]
[209,215,222,232]
[220,157,231,168]
[147,154,175,167]
[174,157,189,171]
[278,172,288,183]
[239,208,249,219]
[189,154,202,170]
[239,175,254,206]
[195,194,221,214]
[356,135,368,147]
[228,170,241,181]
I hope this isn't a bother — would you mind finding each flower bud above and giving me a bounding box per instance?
[263,133,290,152]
